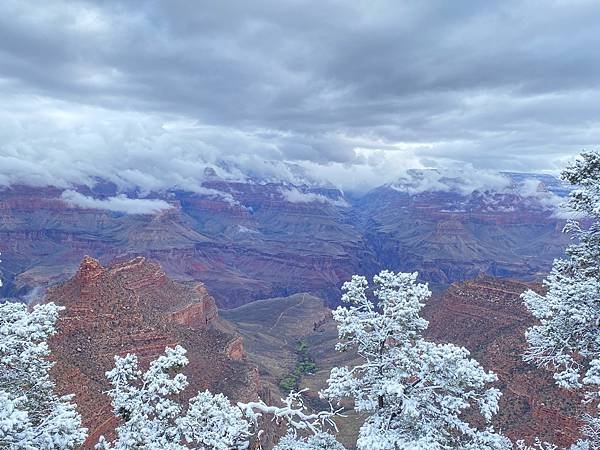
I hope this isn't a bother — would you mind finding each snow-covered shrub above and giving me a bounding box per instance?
[96,345,250,450]
[0,301,86,449]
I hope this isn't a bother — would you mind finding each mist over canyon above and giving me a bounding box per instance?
[0,170,571,308]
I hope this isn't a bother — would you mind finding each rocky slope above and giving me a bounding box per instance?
[46,256,259,448]
[425,277,583,446]
[222,293,364,449]
[354,186,570,285]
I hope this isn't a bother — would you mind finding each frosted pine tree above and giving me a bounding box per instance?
[523,151,600,449]
[96,345,250,450]
[99,345,345,449]
[273,430,346,450]
[0,300,86,449]
[321,270,511,450]
[238,388,345,450]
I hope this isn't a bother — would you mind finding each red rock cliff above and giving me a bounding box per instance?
[47,256,258,448]
[424,276,583,447]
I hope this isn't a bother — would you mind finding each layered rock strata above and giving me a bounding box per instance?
[425,277,583,446]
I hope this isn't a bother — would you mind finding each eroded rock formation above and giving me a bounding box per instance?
[0,178,570,308]
[47,256,259,448]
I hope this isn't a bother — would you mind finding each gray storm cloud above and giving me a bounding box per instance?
[0,0,598,193]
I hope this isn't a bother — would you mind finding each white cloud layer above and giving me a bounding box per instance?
[390,166,512,195]
[279,187,349,207]
[0,1,598,193]
[61,190,172,215]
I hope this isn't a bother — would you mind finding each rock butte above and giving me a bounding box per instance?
[47,256,260,448]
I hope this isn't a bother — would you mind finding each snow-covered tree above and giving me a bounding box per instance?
[522,151,600,449]
[99,345,345,450]
[238,388,345,450]
[96,345,250,450]
[273,430,346,450]
[321,270,511,450]
[0,301,87,449]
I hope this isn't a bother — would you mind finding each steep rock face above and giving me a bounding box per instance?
[47,256,258,448]
[424,277,583,446]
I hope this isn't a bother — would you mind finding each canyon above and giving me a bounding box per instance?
[33,254,584,448]
[0,174,570,308]
[0,173,583,447]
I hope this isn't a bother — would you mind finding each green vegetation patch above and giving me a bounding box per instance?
[278,339,317,392]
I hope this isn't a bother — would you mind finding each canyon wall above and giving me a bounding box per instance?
[0,179,569,308]
[425,277,583,446]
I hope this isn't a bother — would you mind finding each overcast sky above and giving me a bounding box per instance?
[1,0,599,193]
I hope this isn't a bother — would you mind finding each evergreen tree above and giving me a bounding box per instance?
[96,345,250,450]
[98,345,344,450]
[523,151,600,449]
[321,270,511,450]
[0,301,86,449]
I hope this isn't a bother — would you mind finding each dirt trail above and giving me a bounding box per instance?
[270,293,307,332]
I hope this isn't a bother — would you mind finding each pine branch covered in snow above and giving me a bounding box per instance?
[321,270,511,450]
[238,388,345,450]
[238,389,341,435]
